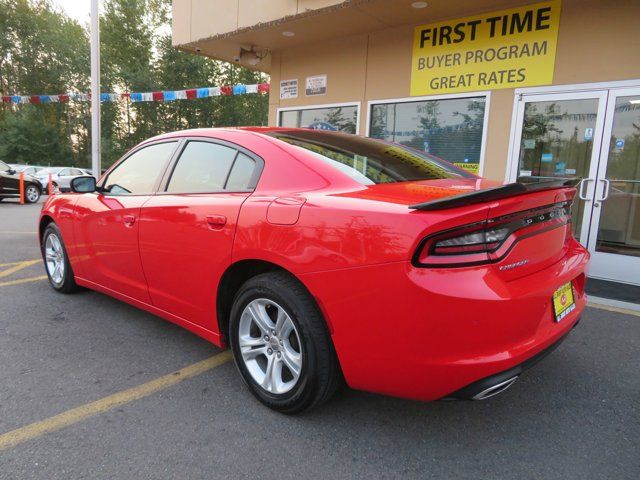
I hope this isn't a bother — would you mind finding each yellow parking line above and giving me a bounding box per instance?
[0,275,48,287]
[0,260,41,279]
[0,259,39,268]
[0,351,233,451]
[588,302,640,318]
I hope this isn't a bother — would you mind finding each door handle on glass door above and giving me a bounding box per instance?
[123,214,136,227]
[597,178,611,201]
[578,178,594,200]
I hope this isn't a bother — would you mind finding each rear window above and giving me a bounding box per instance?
[265,130,473,185]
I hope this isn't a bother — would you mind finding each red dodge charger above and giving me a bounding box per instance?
[39,128,588,412]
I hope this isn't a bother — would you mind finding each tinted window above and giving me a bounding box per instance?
[167,142,237,193]
[225,153,256,191]
[104,142,177,195]
[266,130,472,185]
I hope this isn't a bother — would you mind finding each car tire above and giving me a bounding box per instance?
[41,223,80,294]
[229,272,341,413]
[24,183,41,203]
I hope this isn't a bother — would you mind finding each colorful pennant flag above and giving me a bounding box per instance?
[1,83,270,104]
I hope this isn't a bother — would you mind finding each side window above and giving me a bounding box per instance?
[58,169,70,176]
[70,168,84,176]
[225,153,256,191]
[166,141,237,193]
[104,142,177,195]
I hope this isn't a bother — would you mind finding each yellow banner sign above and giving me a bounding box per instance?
[411,0,561,96]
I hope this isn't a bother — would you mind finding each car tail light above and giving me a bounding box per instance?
[413,202,572,267]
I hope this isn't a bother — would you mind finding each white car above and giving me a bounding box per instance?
[10,165,46,176]
[34,167,90,191]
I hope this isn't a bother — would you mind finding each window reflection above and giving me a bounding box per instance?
[596,96,640,257]
[279,106,358,134]
[369,97,486,175]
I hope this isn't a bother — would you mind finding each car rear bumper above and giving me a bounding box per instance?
[445,317,579,400]
[300,240,589,401]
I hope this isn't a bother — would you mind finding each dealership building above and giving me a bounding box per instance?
[172,0,640,290]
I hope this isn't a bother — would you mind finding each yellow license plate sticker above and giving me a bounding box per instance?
[553,282,575,322]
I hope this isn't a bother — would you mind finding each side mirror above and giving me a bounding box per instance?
[7,169,16,175]
[70,176,97,193]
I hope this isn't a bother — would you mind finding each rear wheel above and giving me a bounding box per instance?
[229,272,340,413]
[24,184,40,203]
[42,223,80,293]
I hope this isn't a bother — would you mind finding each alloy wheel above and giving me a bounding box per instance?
[26,185,39,203]
[45,233,65,284]
[238,298,303,394]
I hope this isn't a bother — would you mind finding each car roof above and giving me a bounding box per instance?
[144,126,328,143]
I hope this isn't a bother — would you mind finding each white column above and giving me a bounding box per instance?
[90,0,101,177]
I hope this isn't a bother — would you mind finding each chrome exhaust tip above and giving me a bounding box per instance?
[471,376,519,400]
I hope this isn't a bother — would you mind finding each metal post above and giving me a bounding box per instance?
[90,0,101,178]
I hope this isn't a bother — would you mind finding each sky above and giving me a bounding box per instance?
[51,0,96,25]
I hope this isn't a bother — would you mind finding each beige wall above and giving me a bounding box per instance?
[268,0,640,181]
[172,0,347,45]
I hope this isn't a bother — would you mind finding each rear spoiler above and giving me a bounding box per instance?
[408,178,581,211]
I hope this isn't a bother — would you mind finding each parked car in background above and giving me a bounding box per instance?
[10,165,47,176]
[34,167,88,191]
[39,128,588,413]
[0,160,41,203]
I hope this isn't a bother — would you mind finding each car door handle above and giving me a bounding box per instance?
[123,214,136,227]
[206,214,227,229]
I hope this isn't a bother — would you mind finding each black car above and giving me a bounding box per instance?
[0,160,42,203]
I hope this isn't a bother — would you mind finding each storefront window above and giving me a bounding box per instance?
[369,97,486,175]
[278,105,358,133]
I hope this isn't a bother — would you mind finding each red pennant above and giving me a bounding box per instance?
[152,91,163,101]
[30,95,41,104]
[220,86,233,96]
[258,83,270,94]
[120,93,130,100]
[2,96,10,103]
[59,94,70,103]
[185,89,197,99]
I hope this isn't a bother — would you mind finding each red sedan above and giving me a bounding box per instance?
[39,128,588,412]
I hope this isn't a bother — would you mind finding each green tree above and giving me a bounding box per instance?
[0,105,71,165]
[0,0,269,169]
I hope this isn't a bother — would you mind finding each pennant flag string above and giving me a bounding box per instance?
[1,83,270,105]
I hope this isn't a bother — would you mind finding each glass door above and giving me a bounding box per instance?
[587,88,640,285]
[509,91,609,244]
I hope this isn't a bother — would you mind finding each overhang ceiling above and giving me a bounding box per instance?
[175,0,541,72]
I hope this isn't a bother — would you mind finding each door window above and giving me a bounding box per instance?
[225,153,257,191]
[104,141,177,195]
[369,96,486,175]
[516,98,600,242]
[596,95,640,258]
[167,142,239,193]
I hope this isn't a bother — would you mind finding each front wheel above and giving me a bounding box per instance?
[24,183,41,203]
[42,223,80,293]
[229,272,341,413]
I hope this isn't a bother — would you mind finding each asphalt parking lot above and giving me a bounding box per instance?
[0,198,638,479]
